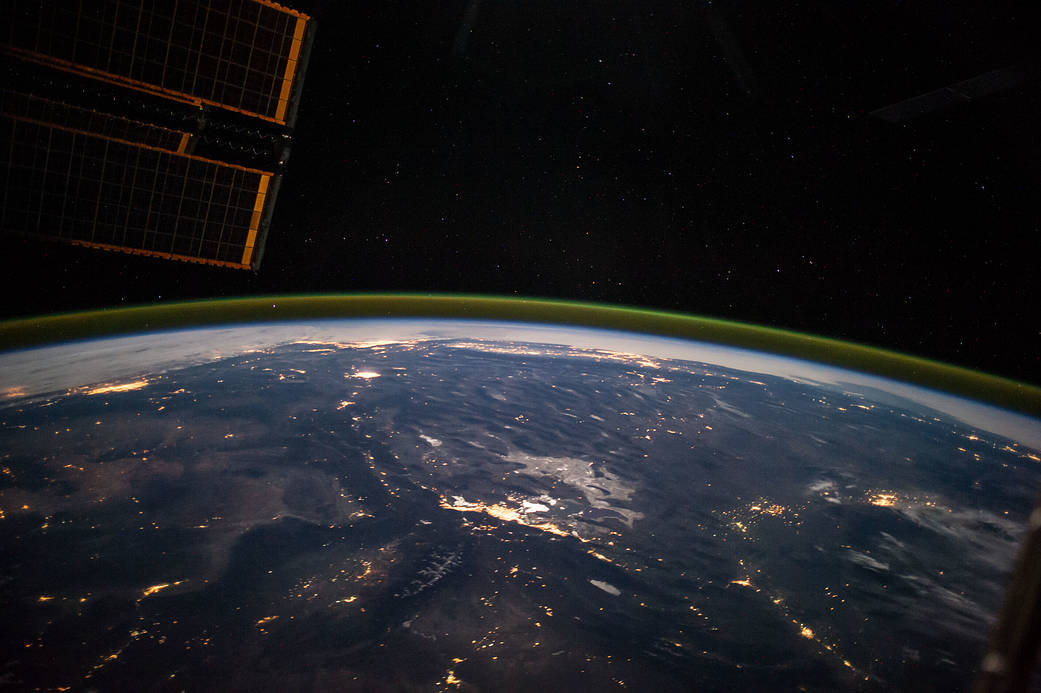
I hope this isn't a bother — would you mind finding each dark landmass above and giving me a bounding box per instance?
[1,337,1037,690]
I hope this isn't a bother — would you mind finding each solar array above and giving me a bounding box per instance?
[2,93,271,268]
[3,0,309,124]
[0,0,312,269]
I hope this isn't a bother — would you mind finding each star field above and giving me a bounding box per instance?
[1,0,1038,386]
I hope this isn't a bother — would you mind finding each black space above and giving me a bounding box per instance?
[2,1,1039,386]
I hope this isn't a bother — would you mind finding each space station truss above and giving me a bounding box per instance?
[0,0,315,270]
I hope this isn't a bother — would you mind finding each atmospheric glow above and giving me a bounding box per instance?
[2,315,1038,448]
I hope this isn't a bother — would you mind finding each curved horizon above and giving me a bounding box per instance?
[1,293,1039,419]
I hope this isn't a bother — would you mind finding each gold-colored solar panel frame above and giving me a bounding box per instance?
[1,93,273,269]
[0,0,310,269]
[3,0,310,125]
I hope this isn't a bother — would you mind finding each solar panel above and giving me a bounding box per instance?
[0,0,313,270]
[4,91,191,152]
[3,0,310,124]
[1,93,272,268]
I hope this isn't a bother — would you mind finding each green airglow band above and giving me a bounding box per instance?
[1,293,1039,418]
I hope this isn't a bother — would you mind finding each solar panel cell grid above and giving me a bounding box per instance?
[0,113,269,267]
[4,0,308,123]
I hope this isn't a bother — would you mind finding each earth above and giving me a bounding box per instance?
[1,318,1038,691]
